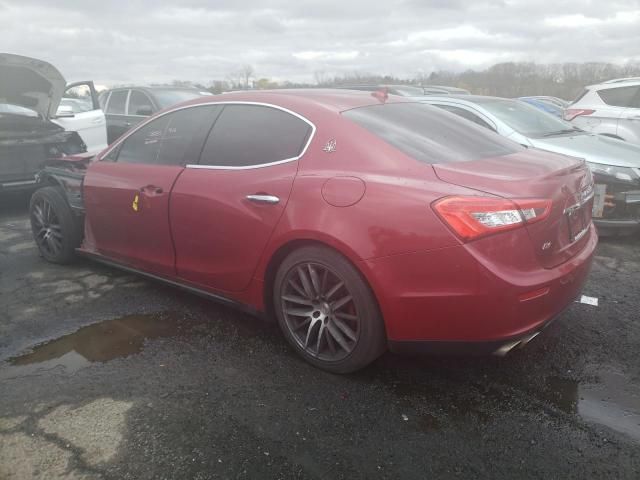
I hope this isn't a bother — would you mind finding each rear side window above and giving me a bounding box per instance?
[200,105,312,167]
[128,91,154,116]
[343,103,519,164]
[106,90,127,115]
[115,105,218,166]
[597,86,640,107]
[434,104,494,130]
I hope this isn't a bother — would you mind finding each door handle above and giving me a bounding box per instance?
[125,121,132,127]
[246,194,280,204]
[140,185,163,195]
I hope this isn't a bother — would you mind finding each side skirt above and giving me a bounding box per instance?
[77,250,266,319]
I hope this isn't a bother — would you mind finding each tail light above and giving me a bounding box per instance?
[432,196,552,241]
[563,109,595,121]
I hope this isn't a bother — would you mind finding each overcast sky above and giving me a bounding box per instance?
[1,0,639,86]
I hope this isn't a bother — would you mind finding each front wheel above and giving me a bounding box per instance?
[273,245,386,373]
[30,186,82,264]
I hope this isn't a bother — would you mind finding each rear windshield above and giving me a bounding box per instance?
[480,99,579,138]
[342,103,520,164]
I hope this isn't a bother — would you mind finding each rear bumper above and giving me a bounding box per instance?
[594,218,640,233]
[388,304,566,356]
[363,224,597,345]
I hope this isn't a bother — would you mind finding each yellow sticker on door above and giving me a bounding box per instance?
[132,193,140,212]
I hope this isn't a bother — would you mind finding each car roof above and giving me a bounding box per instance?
[421,85,469,92]
[106,86,206,93]
[587,79,640,89]
[174,88,413,113]
[419,94,511,105]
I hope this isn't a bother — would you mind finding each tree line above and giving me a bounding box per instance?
[162,61,640,101]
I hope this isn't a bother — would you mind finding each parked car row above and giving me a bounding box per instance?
[419,94,640,233]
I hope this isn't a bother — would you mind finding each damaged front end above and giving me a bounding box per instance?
[0,120,86,191]
[589,162,640,233]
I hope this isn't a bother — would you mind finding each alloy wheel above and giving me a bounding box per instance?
[281,262,360,361]
[31,197,63,257]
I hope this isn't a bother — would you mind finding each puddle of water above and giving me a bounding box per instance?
[543,369,640,442]
[1,312,198,379]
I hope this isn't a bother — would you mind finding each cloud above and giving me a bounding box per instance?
[1,0,639,85]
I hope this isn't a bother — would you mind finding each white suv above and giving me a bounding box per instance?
[564,78,640,145]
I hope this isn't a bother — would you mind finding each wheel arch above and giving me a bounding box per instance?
[260,235,380,325]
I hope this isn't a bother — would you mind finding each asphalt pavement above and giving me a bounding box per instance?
[1,191,639,479]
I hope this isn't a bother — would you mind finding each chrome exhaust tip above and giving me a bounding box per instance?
[517,331,541,349]
[493,331,541,356]
[493,339,522,356]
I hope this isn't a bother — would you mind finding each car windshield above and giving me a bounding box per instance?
[480,99,582,138]
[0,103,39,117]
[343,102,521,164]
[152,89,210,109]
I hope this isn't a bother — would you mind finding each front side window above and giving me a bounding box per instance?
[343,103,519,164]
[106,90,128,115]
[597,86,640,107]
[114,105,218,166]
[199,105,312,167]
[61,84,96,113]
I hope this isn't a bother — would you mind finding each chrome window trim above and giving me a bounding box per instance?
[102,91,112,113]
[99,101,317,169]
[124,89,133,115]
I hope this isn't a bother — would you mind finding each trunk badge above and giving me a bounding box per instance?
[542,241,553,251]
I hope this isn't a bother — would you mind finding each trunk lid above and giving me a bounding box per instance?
[0,53,66,119]
[433,149,594,268]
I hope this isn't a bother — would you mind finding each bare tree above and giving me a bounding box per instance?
[313,70,330,86]
[240,64,254,90]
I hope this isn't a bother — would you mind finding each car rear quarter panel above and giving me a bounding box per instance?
[251,111,478,309]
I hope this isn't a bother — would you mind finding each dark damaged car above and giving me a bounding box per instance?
[0,53,98,192]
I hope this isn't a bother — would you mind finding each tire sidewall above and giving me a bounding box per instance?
[29,186,81,264]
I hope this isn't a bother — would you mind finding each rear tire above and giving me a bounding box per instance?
[29,186,82,264]
[273,245,387,373]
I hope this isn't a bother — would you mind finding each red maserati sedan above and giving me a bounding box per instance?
[29,89,597,373]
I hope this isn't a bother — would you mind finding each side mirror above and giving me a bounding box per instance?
[136,106,153,116]
[56,105,75,118]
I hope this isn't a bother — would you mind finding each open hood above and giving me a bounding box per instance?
[0,53,66,119]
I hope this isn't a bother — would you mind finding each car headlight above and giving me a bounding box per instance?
[585,162,640,186]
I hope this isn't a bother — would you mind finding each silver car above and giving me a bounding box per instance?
[421,95,640,233]
[564,78,640,145]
